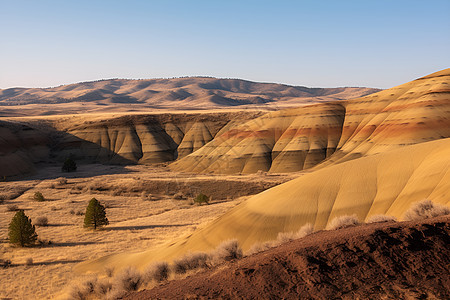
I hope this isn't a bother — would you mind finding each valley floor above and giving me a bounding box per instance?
[0,163,294,299]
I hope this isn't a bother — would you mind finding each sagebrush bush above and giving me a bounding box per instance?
[115,267,142,292]
[246,241,274,256]
[58,177,68,185]
[25,257,33,266]
[366,214,397,223]
[276,223,314,244]
[403,199,450,221]
[7,204,18,211]
[327,214,360,230]
[144,261,170,282]
[173,252,210,274]
[94,278,113,297]
[214,239,243,261]
[35,216,48,227]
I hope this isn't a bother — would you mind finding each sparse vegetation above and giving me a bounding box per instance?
[327,215,360,230]
[144,261,170,282]
[35,216,49,227]
[33,191,45,202]
[83,198,109,229]
[194,193,210,205]
[173,252,211,274]
[276,223,314,243]
[58,177,68,185]
[403,199,450,221]
[366,214,397,223]
[6,204,18,211]
[8,210,38,247]
[62,157,77,172]
[25,257,33,266]
[116,267,143,292]
[214,239,243,261]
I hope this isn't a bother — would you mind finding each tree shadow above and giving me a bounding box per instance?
[105,224,189,231]
[40,241,104,247]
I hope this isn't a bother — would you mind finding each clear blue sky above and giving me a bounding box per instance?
[1,0,449,89]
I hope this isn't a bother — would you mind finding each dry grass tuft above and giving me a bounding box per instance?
[35,216,48,227]
[213,239,243,262]
[25,257,33,266]
[115,267,143,292]
[246,241,274,256]
[276,223,314,244]
[327,215,360,230]
[6,204,18,211]
[144,261,170,282]
[403,199,450,221]
[366,214,397,223]
[94,277,113,297]
[173,252,211,274]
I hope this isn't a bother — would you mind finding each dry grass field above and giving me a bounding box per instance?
[0,163,294,299]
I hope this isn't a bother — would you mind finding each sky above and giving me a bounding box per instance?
[0,0,449,89]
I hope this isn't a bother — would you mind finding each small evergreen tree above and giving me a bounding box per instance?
[84,198,109,229]
[194,193,210,205]
[33,191,45,202]
[62,157,77,172]
[8,210,38,247]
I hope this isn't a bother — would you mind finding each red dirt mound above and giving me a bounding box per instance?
[124,216,450,299]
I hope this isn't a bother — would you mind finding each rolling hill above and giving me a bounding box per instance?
[0,77,379,116]
[74,68,450,273]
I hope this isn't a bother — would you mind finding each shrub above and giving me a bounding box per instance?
[33,191,45,202]
[58,177,68,185]
[0,259,12,268]
[115,267,143,292]
[276,223,314,244]
[246,241,274,256]
[144,261,170,282]
[35,216,48,227]
[403,199,450,221]
[327,214,360,230]
[83,198,109,229]
[62,157,77,172]
[8,210,38,247]
[95,278,113,297]
[366,214,397,223]
[67,277,97,300]
[214,239,243,261]
[194,193,209,205]
[7,204,19,211]
[173,252,210,274]
[25,257,33,266]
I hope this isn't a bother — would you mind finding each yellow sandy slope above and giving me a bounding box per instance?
[75,137,450,273]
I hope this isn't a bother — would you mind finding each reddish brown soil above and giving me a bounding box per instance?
[123,216,450,300]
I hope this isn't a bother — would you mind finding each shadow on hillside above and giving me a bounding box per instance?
[105,224,188,231]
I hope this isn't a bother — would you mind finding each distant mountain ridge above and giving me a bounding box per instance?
[0,77,380,116]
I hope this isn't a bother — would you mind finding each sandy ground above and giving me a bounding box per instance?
[0,163,294,299]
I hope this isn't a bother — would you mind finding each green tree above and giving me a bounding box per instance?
[33,191,45,202]
[194,193,210,205]
[62,157,77,172]
[84,198,109,229]
[8,210,38,247]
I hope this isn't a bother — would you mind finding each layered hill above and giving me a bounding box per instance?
[75,69,450,273]
[126,216,450,300]
[0,77,379,116]
[171,69,450,174]
[0,111,262,177]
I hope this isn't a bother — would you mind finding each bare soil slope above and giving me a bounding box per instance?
[125,216,450,300]
[0,77,379,117]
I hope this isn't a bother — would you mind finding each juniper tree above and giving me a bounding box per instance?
[8,210,38,247]
[194,193,210,205]
[62,157,77,172]
[84,198,109,229]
